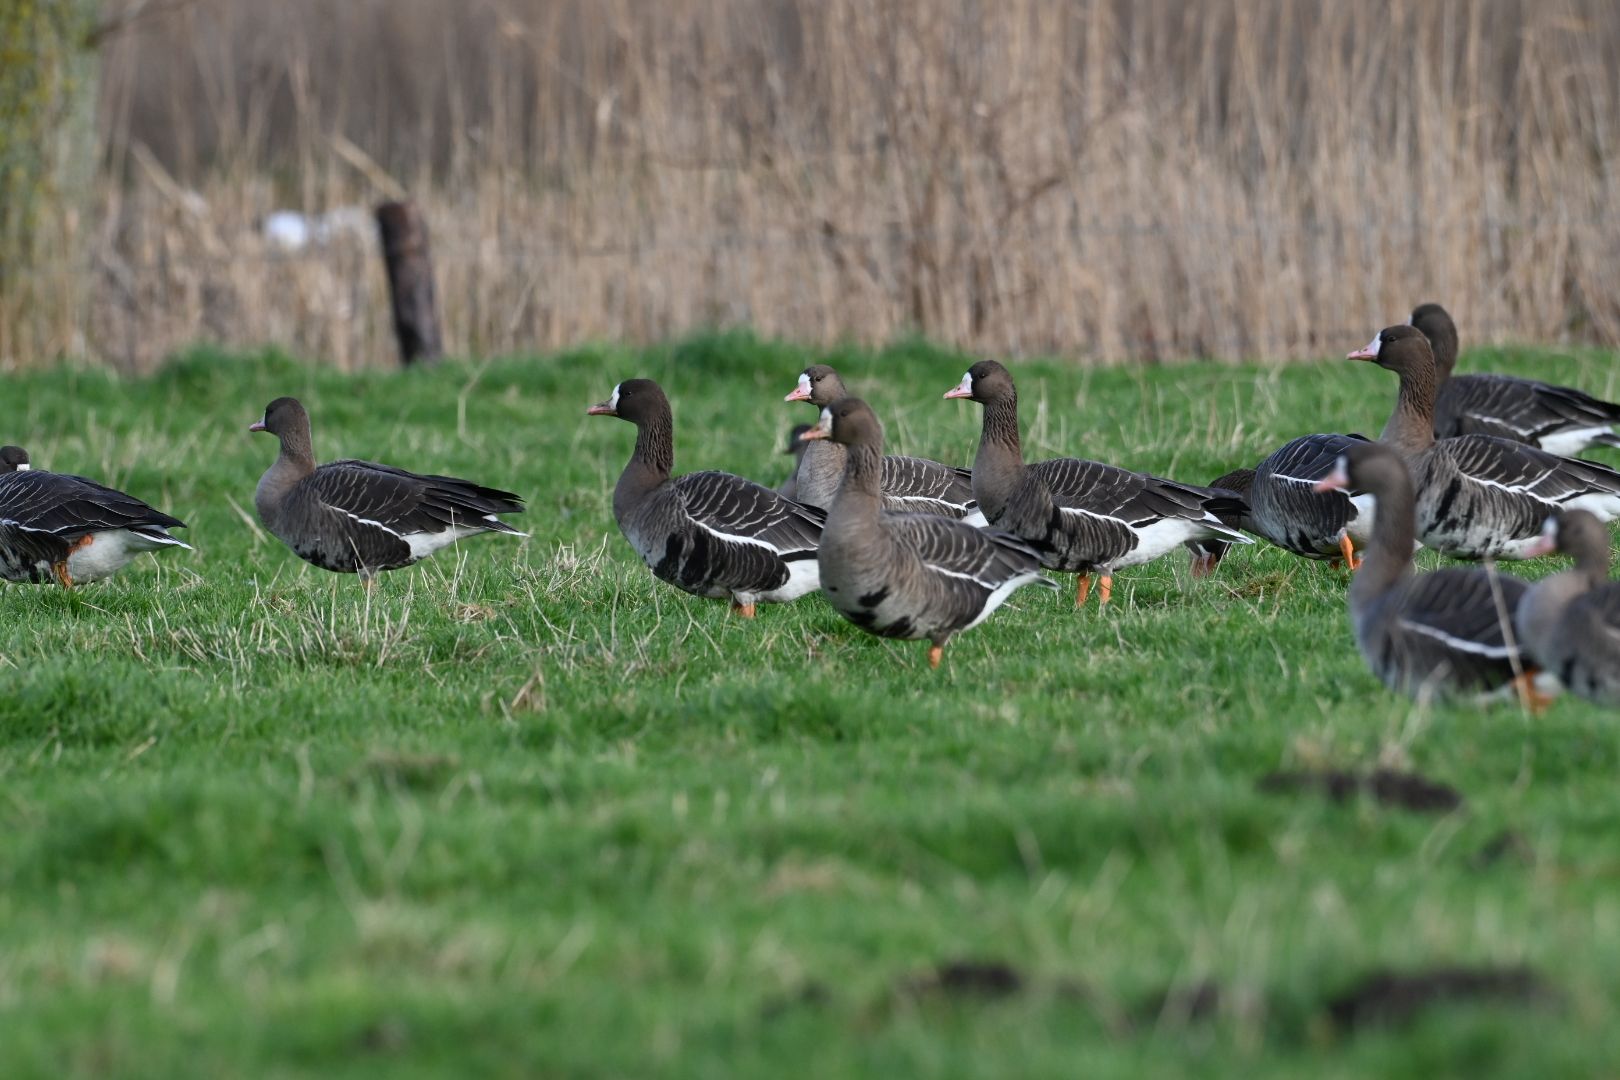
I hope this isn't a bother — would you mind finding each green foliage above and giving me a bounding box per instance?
[2,335,1619,1076]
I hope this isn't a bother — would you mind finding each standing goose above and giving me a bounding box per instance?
[777,423,813,501]
[589,379,823,617]
[1185,434,1377,576]
[1514,510,1620,706]
[249,397,525,582]
[785,364,985,523]
[943,360,1250,606]
[1414,303,1620,454]
[0,445,190,587]
[1314,441,1533,703]
[1351,325,1620,559]
[805,397,1055,668]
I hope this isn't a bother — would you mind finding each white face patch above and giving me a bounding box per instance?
[608,384,621,411]
[1542,515,1559,538]
[15,463,29,471]
[817,407,834,435]
[797,373,811,395]
[958,372,973,393]
[1362,334,1382,357]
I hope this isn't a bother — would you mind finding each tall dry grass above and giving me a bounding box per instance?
[12,0,1620,371]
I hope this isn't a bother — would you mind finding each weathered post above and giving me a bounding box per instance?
[374,200,443,366]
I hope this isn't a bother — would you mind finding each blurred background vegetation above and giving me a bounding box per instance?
[4,0,1620,372]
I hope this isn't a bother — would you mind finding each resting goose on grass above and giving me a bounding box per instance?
[589,379,823,617]
[0,445,190,587]
[1186,433,1378,576]
[1315,441,1534,704]
[943,360,1250,606]
[1515,510,1620,706]
[1352,325,1620,559]
[786,364,985,523]
[804,398,1055,668]
[249,397,525,582]
[1413,303,1620,454]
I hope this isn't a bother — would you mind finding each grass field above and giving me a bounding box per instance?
[3,334,1619,1077]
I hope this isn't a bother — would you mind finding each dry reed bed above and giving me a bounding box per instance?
[11,0,1620,371]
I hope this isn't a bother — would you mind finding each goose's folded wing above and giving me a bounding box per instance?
[1440,437,1620,502]
[308,460,524,536]
[1447,375,1620,441]
[879,455,976,502]
[884,513,1046,587]
[673,470,824,556]
[1397,568,1528,658]
[0,471,185,536]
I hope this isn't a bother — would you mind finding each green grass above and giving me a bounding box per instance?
[3,333,1619,1078]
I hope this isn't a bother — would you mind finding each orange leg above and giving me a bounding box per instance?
[1098,575,1114,606]
[1075,574,1091,608]
[731,600,757,619]
[927,644,943,669]
[1511,671,1556,714]
[1338,534,1362,571]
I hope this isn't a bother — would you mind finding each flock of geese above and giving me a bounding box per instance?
[3,304,1619,707]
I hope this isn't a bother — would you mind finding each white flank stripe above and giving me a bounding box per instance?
[1398,617,1515,658]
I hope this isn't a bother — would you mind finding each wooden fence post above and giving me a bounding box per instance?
[375,200,443,366]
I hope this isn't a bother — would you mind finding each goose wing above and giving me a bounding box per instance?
[1029,457,1246,537]
[305,460,525,537]
[672,470,824,556]
[0,470,186,538]
[1439,374,1620,445]
[884,513,1048,589]
[1391,568,1529,678]
[1436,436,1620,506]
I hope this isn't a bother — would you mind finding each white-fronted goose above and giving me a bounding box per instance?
[1515,510,1620,706]
[786,364,985,524]
[1352,326,1620,559]
[777,423,813,501]
[1414,303,1620,454]
[1315,441,1533,703]
[0,445,190,587]
[1186,434,1378,576]
[805,397,1055,667]
[943,360,1250,606]
[250,397,525,581]
[589,379,823,617]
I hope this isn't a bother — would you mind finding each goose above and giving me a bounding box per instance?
[786,364,985,523]
[804,397,1056,667]
[1514,509,1620,706]
[1185,434,1378,576]
[249,397,525,582]
[777,423,813,501]
[1413,303,1620,454]
[1351,325,1620,559]
[589,379,823,617]
[943,360,1250,606]
[1314,441,1534,703]
[0,445,190,587]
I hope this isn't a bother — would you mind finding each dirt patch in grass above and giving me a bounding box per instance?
[1326,966,1555,1030]
[1257,767,1463,813]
